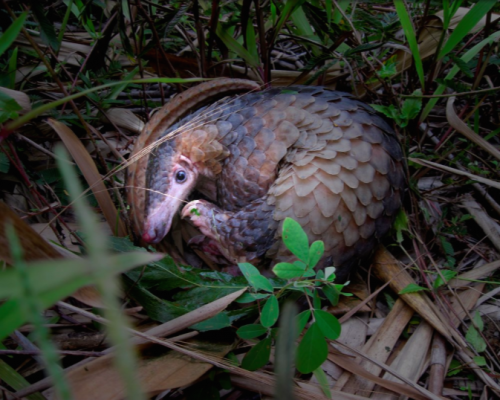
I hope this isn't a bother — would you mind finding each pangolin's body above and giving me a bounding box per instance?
[127,80,405,279]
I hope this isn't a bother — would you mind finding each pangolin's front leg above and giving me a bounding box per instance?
[181,198,278,266]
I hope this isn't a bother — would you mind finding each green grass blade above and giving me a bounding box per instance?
[55,146,146,400]
[420,30,500,122]
[6,225,72,400]
[272,0,306,44]
[5,77,205,131]
[7,47,18,89]
[216,23,259,68]
[438,2,496,60]
[394,0,425,89]
[30,1,60,52]
[291,5,321,56]
[245,20,259,62]
[0,12,27,57]
[0,358,45,400]
[332,0,349,24]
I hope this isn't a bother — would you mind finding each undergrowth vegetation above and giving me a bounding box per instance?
[0,0,500,399]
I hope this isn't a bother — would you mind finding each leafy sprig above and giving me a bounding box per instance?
[236,217,350,374]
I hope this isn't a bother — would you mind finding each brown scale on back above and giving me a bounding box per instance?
[127,79,405,280]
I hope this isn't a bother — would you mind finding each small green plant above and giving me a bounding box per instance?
[236,217,350,375]
[371,91,422,128]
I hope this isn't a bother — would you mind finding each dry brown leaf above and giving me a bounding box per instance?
[30,222,111,254]
[131,287,247,345]
[449,260,500,289]
[43,340,234,400]
[0,202,102,307]
[448,283,485,328]
[447,96,500,162]
[409,157,500,190]
[0,201,62,263]
[329,348,440,400]
[371,246,455,342]
[0,86,31,113]
[435,7,500,34]
[371,321,434,400]
[334,299,414,395]
[461,194,500,254]
[322,316,369,382]
[105,108,145,134]
[230,372,368,400]
[46,118,127,237]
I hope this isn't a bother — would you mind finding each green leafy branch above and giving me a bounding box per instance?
[236,217,350,375]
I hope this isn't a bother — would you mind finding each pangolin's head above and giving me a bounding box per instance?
[142,140,199,244]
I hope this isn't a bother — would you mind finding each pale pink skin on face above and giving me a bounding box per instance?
[142,155,199,243]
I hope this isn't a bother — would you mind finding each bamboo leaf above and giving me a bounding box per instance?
[216,23,259,68]
[0,12,27,57]
[420,30,500,122]
[439,2,497,60]
[394,0,425,89]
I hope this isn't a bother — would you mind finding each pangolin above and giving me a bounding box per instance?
[127,79,405,279]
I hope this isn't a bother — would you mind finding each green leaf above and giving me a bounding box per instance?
[394,209,409,243]
[106,67,140,101]
[272,0,306,43]
[0,151,10,173]
[0,12,27,57]
[29,1,60,52]
[439,2,497,60]
[401,92,422,122]
[313,366,332,399]
[473,356,486,366]
[7,47,18,89]
[324,267,336,282]
[296,323,328,374]
[308,241,324,269]
[273,262,305,279]
[216,23,259,68]
[190,312,230,332]
[261,295,279,328]
[323,283,340,306]
[313,290,322,309]
[245,18,259,62]
[332,0,349,24]
[345,42,381,57]
[377,56,397,79]
[399,283,429,294]
[449,54,474,78]
[0,358,45,400]
[433,270,457,289]
[237,324,268,339]
[371,103,399,121]
[235,292,270,303]
[466,325,486,353]
[296,310,311,337]
[282,217,309,262]
[241,337,272,371]
[421,31,500,122]
[0,90,22,114]
[0,252,162,300]
[472,310,484,332]
[446,359,463,377]
[393,0,425,89]
[314,310,341,340]
[238,262,274,292]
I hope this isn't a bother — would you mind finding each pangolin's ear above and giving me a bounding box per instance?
[179,154,194,168]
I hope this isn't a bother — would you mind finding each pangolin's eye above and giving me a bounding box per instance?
[175,170,187,183]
